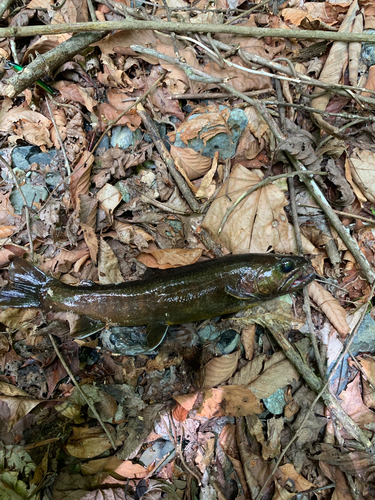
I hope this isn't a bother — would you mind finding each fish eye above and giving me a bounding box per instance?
[280,259,295,274]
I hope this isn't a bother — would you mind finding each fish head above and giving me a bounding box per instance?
[231,255,316,300]
[254,255,316,297]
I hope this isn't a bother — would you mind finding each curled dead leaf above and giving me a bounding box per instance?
[170,144,212,180]
[70,152,94,210]
[203,351,240,388]
[308,281,350,338]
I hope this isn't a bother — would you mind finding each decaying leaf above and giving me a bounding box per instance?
[349,148,375,204]
[202,164,316,254]
[70,151,95,210]
[229,351,300,400]
[81,456,147,478]
[98,238,124,284]
[308,281,350,337]
[137,248,203,269]
[203,351,239,388]
[170,144,212,180]
[97,183,122,218]
[0,105,52,147]
[175,385,263,418]
[66,425,119,458]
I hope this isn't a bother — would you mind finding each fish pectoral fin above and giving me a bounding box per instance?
[225,284,260,300]
[70,315,106,339]
[147,323,168,350]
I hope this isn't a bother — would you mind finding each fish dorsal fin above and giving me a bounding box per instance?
[147,323,168,350]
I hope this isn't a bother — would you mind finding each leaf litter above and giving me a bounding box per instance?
[0,0,375,498]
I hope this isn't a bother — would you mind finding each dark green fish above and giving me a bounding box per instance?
[0,254,316,349]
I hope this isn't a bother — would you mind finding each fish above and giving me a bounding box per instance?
[0,254,316,350]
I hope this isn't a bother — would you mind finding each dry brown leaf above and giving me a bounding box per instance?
[114,221,153,251]
[170,145,212,180]
[202,163,316,254]
[81,456,147,478]
[0,381,29,397]
[196,152,218,199]
[340,372,375,427]
[198,385,263,418]
[97,183,122,218]
[229,351,300,399]
[22,34,70,63]
[241,324,255,360]
[175,385,263,418]
[203,351,240,388]
[98,238,124,284]
[308,281,350,337]
[349,148,375,203]
[50,108,67,149]
[66,425,119,458]
[81,224,98,264]
[0,105,52,147]
[311,0,358,123]
[26,0,52,7]
[136,248,203,269]
[70,151,94,210]
[0,396,42,430]
[349,13,363,86]
[0,226,17,238]
[57,83,97,112]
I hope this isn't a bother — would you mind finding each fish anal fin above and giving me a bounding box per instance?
[68,314,105,339]
[147,323,168,350]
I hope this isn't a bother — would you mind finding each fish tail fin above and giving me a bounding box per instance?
[0,257,52,308]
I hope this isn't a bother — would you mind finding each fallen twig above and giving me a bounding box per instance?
[48,333,117,450]
[0,20,374,43]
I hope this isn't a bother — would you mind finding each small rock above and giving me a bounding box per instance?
[10,182,49,214]
[263,388,286,415]
[11,145,40,171]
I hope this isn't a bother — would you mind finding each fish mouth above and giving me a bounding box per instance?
[282,266,317,292]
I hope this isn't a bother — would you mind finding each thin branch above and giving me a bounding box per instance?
[48,333,117,450]
[137,102,201,213]
[0,20,375,43]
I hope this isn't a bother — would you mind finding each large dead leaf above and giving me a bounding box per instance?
[349,148,375,204]
[57,83,97,112]
[203,351,239,388]
[66,425,119,458]
[175,385,263,418]
[229,351,300,399]
[308,281,350,338]
[97,183,122,219]
[0,396,42,430]
[136,248,203,269]
[81,456,147,478]
[340,373,375,427]
[170,145,212,180]
[202,163,316,254]
[0,105,52,147]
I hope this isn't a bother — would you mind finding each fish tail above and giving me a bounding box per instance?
[0,257,52,308]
